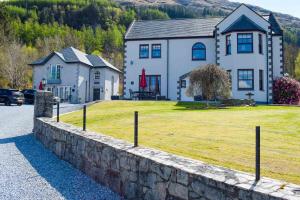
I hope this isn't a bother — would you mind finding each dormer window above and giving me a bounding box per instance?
[237,33,253,53]
[226,35,231,55]
[192,42,206,60]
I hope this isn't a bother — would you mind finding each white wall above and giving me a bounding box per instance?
[124,40,168,98]
[272,36,283,78]
[32,55,78,103]
[168,38,216,100]
[217,5,271,103]
[124,38,215,100]
[77,64,90,104]
[218,32,268,102]
[104,69,120,100]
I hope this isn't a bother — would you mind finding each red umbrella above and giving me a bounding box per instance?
[39,81,43,90]
[140,68,147,90]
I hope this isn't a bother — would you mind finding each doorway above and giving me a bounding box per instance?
[93,88,100,101]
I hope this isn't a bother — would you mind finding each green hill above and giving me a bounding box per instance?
[0,0,299,88]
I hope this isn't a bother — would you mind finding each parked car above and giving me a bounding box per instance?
[0,89,24,106]
[21,89,36,104]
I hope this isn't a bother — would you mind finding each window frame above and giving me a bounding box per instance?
[180,80,187,88]
[237,33,253,54]
[237,69,254,91]
[226,35,231,55]
[151,44,161,58]
[139,44,149,59]
[259,69,264,91]
[192,42,206,61]
[138,75,161,95]
[94,71,100,80]
[259,34,263,54]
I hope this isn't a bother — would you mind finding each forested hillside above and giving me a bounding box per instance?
[0,0,299,89]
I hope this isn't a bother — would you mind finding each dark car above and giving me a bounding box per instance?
[0,89,24,106]
[21,89,36,104]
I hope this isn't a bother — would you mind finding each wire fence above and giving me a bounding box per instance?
[56,103,300,183]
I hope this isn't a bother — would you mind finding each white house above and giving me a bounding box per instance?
[123,4,284,103]
[30,47,121,104]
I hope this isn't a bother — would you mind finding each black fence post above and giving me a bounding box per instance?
[83,105,86,131]
[57,102,60,122]
[134,111,138,147]
[256,126,260,181]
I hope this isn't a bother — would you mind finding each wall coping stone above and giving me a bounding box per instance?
[36,117,300,200]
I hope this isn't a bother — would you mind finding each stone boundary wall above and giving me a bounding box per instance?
[33,117,300,200]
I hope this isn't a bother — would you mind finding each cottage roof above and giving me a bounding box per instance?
[30,47,122,73]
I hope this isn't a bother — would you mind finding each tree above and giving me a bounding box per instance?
[0,40,37,89]
[186,64,231,106]
[295,52,300,80]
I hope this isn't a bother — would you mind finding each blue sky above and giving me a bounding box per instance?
[229,0,300,18]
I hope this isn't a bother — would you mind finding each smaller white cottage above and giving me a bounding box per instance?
[30,47,121,104]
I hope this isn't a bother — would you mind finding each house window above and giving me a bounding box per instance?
[238,69,254,90]
[227,70,232,88]
[192,42,206,60]
[139,75,161,95]
[259,70,264,91]
[180,80,186,88]
[95,71,100,79]
[237,33,253,53]
[50,65,61,80]
[226,35,231,55]
[259,34,263,54]
[152,44,161,58]
[139,44,149,59]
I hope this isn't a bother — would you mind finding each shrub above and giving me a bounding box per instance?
[186,64,231,106]
[273,77,300,105]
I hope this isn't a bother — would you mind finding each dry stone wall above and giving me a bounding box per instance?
[33,91,300,200]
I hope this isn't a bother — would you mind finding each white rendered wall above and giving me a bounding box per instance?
[124,40,168,98]
[33,55,79,103]
[272,36,283,78]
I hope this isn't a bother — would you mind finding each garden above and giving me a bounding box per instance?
[61,101,300,184]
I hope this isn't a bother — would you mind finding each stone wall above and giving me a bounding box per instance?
[33,117,300,200]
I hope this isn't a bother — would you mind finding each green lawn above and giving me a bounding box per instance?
[60,101,300,184]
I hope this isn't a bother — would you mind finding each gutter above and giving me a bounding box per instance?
[167,39,169,99]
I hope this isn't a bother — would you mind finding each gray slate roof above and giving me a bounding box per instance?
[262,13,283,35]
[125,18,223,40]
[222,15,266,34]
[30,47,121,73]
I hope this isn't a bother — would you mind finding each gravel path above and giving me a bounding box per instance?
[0,104,120,200]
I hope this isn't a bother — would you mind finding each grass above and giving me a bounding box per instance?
[60,101,300,184]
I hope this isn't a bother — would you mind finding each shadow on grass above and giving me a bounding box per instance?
[0,133,120,200]
[174,101,229,111]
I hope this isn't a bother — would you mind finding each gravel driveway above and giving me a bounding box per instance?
[0,104,120,200]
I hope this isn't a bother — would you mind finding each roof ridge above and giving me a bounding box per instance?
[134,17,224,22]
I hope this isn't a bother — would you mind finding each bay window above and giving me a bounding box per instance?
[238,69,254,90]
[237,33,253,53]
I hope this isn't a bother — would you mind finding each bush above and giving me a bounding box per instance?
[273,77,300,105]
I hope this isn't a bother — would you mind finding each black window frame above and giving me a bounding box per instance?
[237,69,254,91]
[226,35,231,55]
[259,34,263,54]
[237,33,253,54]
[259,69,264,91]
[151,44,161,58]
[139,44,149,59]
[180,80,186,88]
[192,42,206,61]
